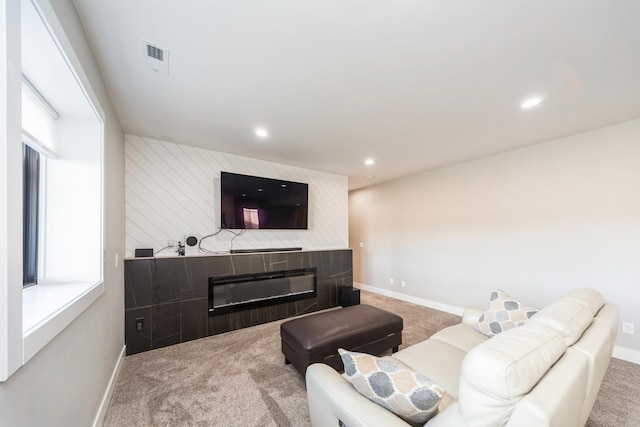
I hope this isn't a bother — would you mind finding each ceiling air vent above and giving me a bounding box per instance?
[142,40,169,75]
[147,44,163,61]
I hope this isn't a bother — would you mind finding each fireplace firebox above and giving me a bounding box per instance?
[208,268,317,316]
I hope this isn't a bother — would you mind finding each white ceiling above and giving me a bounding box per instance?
[71,0,640,190]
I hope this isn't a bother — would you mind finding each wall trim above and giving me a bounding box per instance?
[355,282,465,316]
[613,346,640,365]
[357,282,639,365]
[92,345,125,427]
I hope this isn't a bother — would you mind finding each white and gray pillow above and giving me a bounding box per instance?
[474,289,538,337]
[338,348,445,426]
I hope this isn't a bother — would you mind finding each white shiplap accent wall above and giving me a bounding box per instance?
[125,134,348,257]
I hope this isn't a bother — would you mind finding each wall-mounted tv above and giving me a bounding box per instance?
[220,172,308,230]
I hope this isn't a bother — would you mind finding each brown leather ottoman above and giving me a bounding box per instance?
[280,304,403,376]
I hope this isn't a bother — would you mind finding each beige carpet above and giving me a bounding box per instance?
[104,291,639,426]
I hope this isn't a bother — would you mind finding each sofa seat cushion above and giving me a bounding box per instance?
[431,322,489,353]
[528,288,604,346]
[393,334,469,400]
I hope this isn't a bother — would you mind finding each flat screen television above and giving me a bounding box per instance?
[220,172,308,230]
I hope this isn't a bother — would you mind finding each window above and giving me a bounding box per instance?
[242,208,260,229]
[22,143,40,287]
[21,77,57,288]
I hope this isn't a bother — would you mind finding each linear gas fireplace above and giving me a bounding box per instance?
[208,268,317,316]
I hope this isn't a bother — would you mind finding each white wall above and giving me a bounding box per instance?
[350,119,640,356]
[125,134,348,257]
[0,0,125,425]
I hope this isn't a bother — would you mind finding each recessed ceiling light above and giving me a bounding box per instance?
[281,184,287,188]
[255,128,268,138]
[258,188,263,192]
[365,158,375,166]
[366,175,374,179]
[521,97,542,109]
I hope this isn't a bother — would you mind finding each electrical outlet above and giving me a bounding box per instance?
[401,280,406,288]
[136,317,144,332]
[622,322,634,335]
[168,239,175,247]
[390,278,394,285]
[359,242,364,248]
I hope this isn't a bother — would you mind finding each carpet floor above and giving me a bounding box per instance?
[104,291,640,426]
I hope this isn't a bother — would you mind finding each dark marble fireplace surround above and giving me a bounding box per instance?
[125,249,352,355]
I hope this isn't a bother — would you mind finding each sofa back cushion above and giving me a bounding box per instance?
[458,323,566,426]
[506,347,589,427]
[528,288,604,346]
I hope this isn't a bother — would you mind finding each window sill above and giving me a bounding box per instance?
[22,281,103,363]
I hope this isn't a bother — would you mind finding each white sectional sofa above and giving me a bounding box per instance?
[306,289,618,427]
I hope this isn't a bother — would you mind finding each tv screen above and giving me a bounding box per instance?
[220,172,308,230]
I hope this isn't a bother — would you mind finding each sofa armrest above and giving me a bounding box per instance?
[462,308,483,326]
[306,363,412,427]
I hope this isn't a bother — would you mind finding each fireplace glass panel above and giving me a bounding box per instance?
[209,268,316,315]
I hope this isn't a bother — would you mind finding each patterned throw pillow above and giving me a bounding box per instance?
[338,349,445,425]
[474,289,539,337]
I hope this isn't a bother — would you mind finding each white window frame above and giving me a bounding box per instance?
[1,0,106,381]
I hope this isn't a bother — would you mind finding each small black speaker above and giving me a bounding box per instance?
[340,286,361,307]
[135,248,154,257]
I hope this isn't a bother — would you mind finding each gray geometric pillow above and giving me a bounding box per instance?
[338,349,445,425]
[474,289,539,337]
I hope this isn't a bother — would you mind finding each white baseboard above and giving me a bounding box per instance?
[355,282,465,316]
[357,282,640,366]
[613,345,640,365]
[92,345,126,427]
